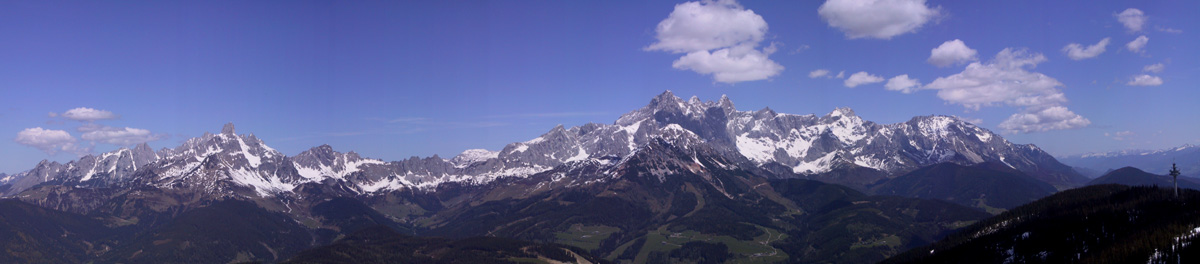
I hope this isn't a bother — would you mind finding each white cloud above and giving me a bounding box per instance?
[809,69,831,78]
[646,0,766,53]
[1156,26,1182,34]
[76,123,106,132]
[762,41,780,54]
[928,39,978,67]
[1107,131,1135,141]
[844,71,884,88]
[1143,63,1164,73]
[923,49,1065,110]
[61,107,118,122]
[885,74,920,93]
[922,48,1089,133]
[647,0,781,83]
[1115,8,1147,32]
[835,71,845,78]
[1062,37,1110,60]
[1127,74,1163,86]
[791,44,811,54]
[999,106,1091,133]
[1126,35,1149,53]
[80,126,167,146]
[14,127,78,155]
[818,0,941,39]
[671,44,784,83]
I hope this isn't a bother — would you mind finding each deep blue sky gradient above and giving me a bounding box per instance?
[2,0,1197,173]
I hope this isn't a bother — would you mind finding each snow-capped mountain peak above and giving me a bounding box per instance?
[450,149,500,168]
[2,91,1085,198]
[827,107,855,118]
[292,144,384,180]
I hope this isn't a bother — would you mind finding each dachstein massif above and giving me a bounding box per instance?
[4,91,1194,264]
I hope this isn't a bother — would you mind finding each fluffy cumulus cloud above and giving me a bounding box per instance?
[647,0,781,83]
[16,108,167,156]
[1127,74,1163,86]
[924,49,1064,110]
[645,0,766,53]
[885,74,920,93]
[80,126,167,146]
[671,45,784,83]
[61,107,118,122]
[1116,8,1147,32]
[928,39,977,67]
[14,127,78,155]
[818,0,941,39]
[843,71,884,88]
[835,71,845,78]
[998,106,1091,133]
[921,48,1089,133]
[1126,35,1149,53]
[809,69,831,78]
[1062,37,1110,60]
[1143,63,1165,73]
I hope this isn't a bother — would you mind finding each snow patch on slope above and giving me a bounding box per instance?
[236,136,262,167]
[228,168,295,196]
[566,146,589,162]
[793,152,838,174]
[293,158,385,180]
[736,133,776,164]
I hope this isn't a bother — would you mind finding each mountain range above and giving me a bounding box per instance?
[1087,166,1200,191]
[0,91,1099,263]
[0,91,1085,198]
[1061,144,1200,178]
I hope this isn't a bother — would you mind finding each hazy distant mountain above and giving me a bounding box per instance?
[883,185,1200,264]
[1061,144,1200,178]
[1087,166,1200,190]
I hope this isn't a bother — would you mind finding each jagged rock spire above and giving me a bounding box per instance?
[222,123,236,135]
[649,90,683,110]
[828,107,856,117]
[718,94,735,111]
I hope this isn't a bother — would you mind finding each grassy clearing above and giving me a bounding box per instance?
[625,224,790,264]
[606,238,638,260]
[554,224,621,251]
[973,197,1007,215]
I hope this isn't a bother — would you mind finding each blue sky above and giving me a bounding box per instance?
[2,0,1197,173]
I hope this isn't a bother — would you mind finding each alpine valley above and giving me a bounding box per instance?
[3,91,1172,264]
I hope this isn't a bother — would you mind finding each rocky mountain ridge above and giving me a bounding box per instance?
[1,91,1085,198]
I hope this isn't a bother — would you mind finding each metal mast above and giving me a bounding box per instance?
[1169,162,1181,198]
